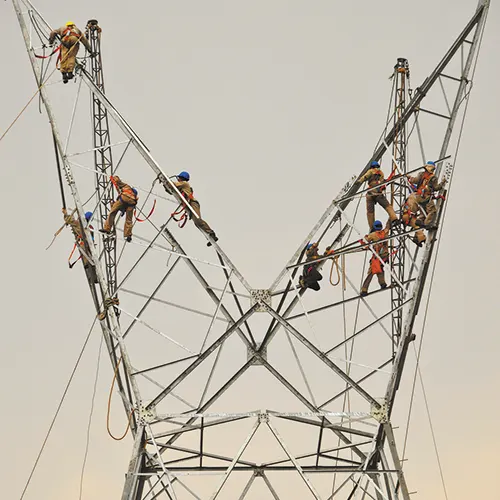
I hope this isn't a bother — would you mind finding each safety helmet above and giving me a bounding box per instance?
[370,161,380,168]
[178,171,190,181]
[84,211,92,221]
[66,21,75,26]
[373,220,383,231]
[306,243,313,250]
[425,161,436,172]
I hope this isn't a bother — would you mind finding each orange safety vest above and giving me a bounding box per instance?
[372,230,389,261]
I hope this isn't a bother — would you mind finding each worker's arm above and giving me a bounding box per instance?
[408,172,422,185]
[357,169,373,184]
[431,175,447,191]
[384,219,391,232]
[48,27,62,45]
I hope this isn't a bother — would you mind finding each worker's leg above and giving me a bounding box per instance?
[124,205,134,238]
[191,201,216,236]
[424,200,437,226]
[366,195,375,230]
[60,39,79,74]
[377,195,398,222]
[361,271,374,294]
[103,200,123,232]
[376,271,387,288]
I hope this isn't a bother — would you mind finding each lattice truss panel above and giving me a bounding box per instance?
[12,0,489,498]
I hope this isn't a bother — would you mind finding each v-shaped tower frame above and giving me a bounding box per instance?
[12,0,489,498]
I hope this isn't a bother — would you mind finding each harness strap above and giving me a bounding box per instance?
[134,199,156,222]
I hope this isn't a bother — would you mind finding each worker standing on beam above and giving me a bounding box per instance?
[168,171,218,246]
[407,161,447,230]
[99,176,138,242]
[360,219,390,297]
[357,161,399,230]
[49,21,93,84]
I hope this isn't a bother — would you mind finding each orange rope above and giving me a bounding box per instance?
[107,357,133,441]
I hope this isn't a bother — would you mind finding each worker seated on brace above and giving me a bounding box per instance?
[402,193,427,248]
[62,208,96,280]
[49,21,93,84]
[167,171,218,247]
[407,161,447,231]
[360,219,390,297]
[99,176,138,242]
[357,161,399,230]
[298,242,334,292]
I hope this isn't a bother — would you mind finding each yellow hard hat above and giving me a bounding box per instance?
[66,21,75,26]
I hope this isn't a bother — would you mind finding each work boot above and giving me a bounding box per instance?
[207,234,219,247]
[360,290,368,297]
[425,223,438,230]
[67,72,74,80]
[391,219,401,228]
[62,72,68,83]
[99,228,112,235]
[380,283,388,290]
[411,235,424,248]
[126,235,132,242]
[415,219,425,228]
[298,276,306,289]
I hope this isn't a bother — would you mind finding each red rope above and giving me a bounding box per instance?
[135,199,156,222]
[34,45,61,59]
[171,206,188,228]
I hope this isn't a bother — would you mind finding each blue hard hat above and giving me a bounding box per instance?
[85,211,92,221]
[306,243,313,250]
[370,161,380,168]
[426,161,436,166]
[178,171,190,181]
[373,220,383,231]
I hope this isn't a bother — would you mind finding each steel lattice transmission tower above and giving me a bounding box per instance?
[12,0,489,498]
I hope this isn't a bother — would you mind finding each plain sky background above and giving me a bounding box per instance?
[1,0,499,499]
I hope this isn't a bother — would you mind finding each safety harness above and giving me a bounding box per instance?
[367,168,387,194]
[110,176,138,206]
[415,171,433,197]
[171,188,195,228]
[68,223,94,268]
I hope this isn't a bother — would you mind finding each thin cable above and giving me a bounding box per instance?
[79,334,104,500]
[18,316,98,500]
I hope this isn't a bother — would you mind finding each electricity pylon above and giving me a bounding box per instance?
[12,0,489,498]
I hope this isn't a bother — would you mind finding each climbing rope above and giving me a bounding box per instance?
[106,356,134,441]
[79,334,103,500]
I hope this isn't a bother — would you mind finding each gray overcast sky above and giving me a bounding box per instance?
[1,1,499,499]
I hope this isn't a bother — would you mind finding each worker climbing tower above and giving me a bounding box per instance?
[12,0,489,498]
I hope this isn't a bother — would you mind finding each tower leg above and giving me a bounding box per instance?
[121,425,146,500]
